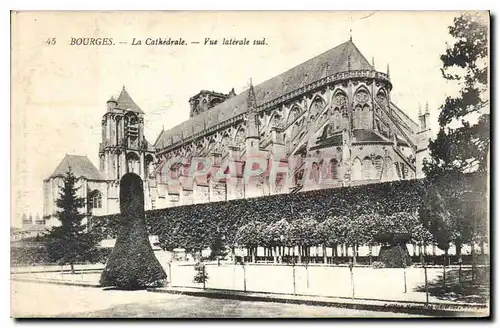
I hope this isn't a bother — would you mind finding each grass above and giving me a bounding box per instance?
[414,266,489,304]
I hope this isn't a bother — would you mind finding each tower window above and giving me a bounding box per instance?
[91,191,102,209]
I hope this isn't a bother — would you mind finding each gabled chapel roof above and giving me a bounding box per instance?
[47,154,105,181]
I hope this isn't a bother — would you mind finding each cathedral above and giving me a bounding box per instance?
[43,39,431,223]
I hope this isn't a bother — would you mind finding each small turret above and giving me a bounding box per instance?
[416,101,432,178]
[419,101,430,131]
[245,79,260,154]
[107,96,117,111]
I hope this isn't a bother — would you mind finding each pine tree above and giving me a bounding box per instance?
[46,168,97,273]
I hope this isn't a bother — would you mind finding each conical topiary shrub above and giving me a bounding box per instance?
[374,232,412,268]
[100,173,167,289]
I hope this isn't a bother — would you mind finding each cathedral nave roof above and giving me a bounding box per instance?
[154,40,373,150]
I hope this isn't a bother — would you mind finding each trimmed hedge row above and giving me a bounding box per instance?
[93,179,427,252]
[11,246,112,266]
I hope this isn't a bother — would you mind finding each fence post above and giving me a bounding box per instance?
[243,263,247,292]
[168,262,172,286]
[349,260,354,300]
[403,257,407,293]
[306,261,309,289]
[233,262,236,290]
[458,257,462,283]
[424,263,429,305]
[202,264,206,290]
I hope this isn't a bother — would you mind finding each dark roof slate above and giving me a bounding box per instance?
[116,87,144,114]
[155,40,372,149]
[48,154,105,181]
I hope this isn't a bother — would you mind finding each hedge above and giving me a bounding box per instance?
[93,179,426,251]
[91,174,486,254]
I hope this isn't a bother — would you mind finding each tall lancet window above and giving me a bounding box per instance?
[330,159,339,180]
[374,156,384,179]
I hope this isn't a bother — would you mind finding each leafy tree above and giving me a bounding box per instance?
[288,217,319,263]
[234,221,265,262]
[424,12,489,178]
[316,217,338,263]
[45,169,98,273]
[261,218,290,262]
[421,12,489,262]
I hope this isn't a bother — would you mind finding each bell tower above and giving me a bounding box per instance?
[99,86,155,182]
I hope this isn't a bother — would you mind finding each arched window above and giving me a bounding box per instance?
[394,162,402,179]
[332,91,347,111]
[145,154,155,177]
[91,191,102,209]
[374,156,384,179]
[310,162,320,184]
[352,158,362,181]
[330,159,339,180]
[353,105,362,129]
[385,157,393,179]
[310,96,326,119]
[362,157,375,180]
[126,152,140,174]
[294,169,304,186]
[362,104,371,129]
[287,106,300,125]
[403,164,409,179]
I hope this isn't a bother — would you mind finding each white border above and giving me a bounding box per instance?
[2,1,497,327]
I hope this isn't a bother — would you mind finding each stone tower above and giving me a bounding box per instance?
[99,86,156,182]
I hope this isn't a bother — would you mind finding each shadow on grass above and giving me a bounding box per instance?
[414,267,489,304]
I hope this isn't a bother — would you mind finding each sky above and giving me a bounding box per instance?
[11,11,486,227]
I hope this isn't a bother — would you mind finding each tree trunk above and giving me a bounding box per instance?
[298,246,302,264]
[443,249,448,289]
[369,245,373,265]
[323,244,327,264]
[251,247,256,263]
[432,245,437,265]
[341,244,345,257]
[471,240,476,282]
[273,246,277,264]
[70,262,75,274]
[352,244,357,265]
[455,240,462,263]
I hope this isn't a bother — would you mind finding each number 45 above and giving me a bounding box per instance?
[46,38,56,45]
